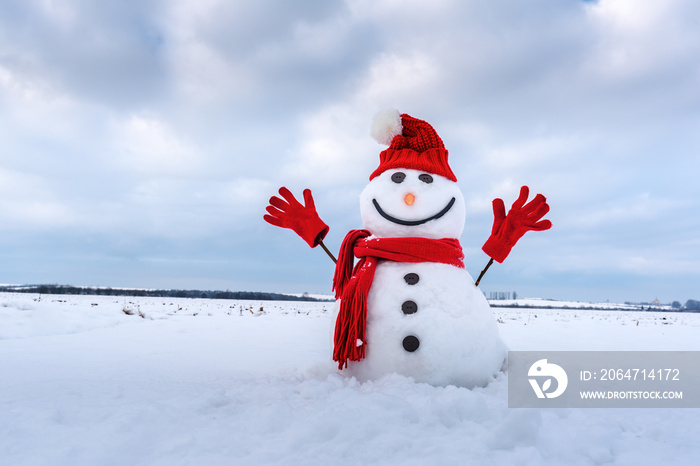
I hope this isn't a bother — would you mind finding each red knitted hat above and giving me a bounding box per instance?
[369,110,457,182]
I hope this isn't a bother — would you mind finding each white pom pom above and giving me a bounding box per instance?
[370,109,402,145]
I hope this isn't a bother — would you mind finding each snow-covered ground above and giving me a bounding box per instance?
[1,293,698,465]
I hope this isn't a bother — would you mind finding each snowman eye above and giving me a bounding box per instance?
[419,174,433,184]
[391,172,406,183]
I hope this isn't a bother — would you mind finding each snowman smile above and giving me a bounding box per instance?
[372,197,456,226]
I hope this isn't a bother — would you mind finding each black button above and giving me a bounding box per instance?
[401,300,417,315]
[402,335,420,352]
[404,273,419,285]
[391,172,406,183]
[418,174,433,184]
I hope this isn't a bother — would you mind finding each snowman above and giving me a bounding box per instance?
[264,110,551,387]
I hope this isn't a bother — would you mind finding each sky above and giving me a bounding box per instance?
[1,0,699,304]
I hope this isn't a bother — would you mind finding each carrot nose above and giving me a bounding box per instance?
[404,193,415,205]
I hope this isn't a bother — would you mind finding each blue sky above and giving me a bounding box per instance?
[1,0,699,303]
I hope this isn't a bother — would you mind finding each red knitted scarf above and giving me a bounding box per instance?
[331,229,465,369]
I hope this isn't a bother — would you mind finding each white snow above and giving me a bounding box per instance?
[2,292,699,465]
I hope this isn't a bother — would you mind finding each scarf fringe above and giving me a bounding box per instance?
[332,230,373,369]
[332,264,369,369]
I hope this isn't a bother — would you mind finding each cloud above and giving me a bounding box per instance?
[162,0,375,112]
[0,168,78,229]
[0,0,166,107]
[1,0,700,301]
[586,0,700,78]
[110,114,204,176]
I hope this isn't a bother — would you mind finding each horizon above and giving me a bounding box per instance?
[2,1,700,304]
[1,282,694,307]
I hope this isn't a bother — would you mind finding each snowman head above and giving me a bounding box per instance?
[359,110,466,239]
[360,168,466,238]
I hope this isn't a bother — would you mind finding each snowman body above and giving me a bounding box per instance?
[339,168,506,387]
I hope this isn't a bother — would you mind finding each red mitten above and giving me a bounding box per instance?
[482,186,551,263]
[264,187,329,248]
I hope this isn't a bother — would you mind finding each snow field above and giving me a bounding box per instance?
[1,293,699,465]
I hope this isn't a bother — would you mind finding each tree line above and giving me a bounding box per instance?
[0,284,332,302]
[677,299,700,311]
